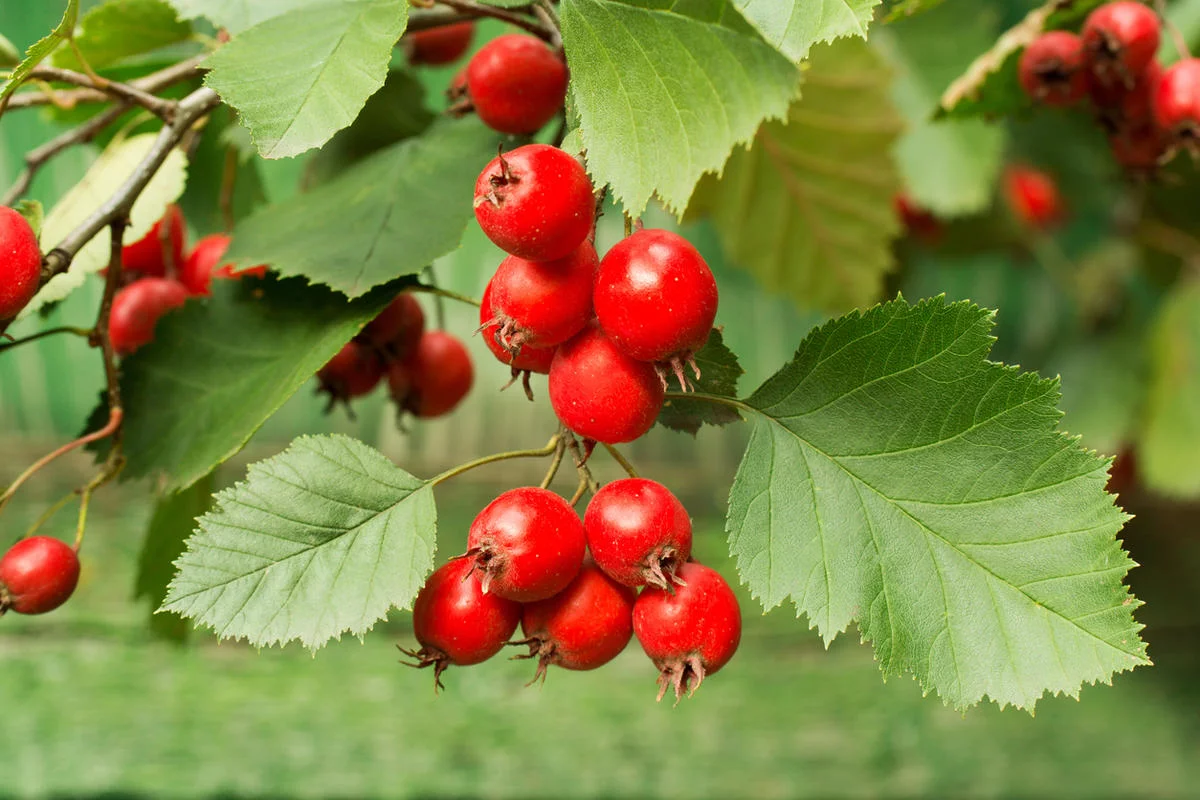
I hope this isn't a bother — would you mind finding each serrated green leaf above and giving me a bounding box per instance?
[52,0,192,72]
[732,0,880,62]
[203,0,407,159]
[119,276,402,492]
[689,39,902,312]
[726,295,1148,711]
[161,435,437,650]
[1140,280,1200,499]
[0,0,79,109]
[561,0,799,216]
[15,200,44,240]
[657,329,744,435]
[222,116,497,297]
[166,0,330,35]
[19,133,189,320]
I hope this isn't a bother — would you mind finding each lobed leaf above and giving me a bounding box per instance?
[732,0,881,62]
[166,0,331,35]
[657,329,744,435]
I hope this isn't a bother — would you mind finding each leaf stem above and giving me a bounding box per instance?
[409,283,481,309]
[0,326,92,353]
[602,443,638,478]
[431,435,561,486]
[664,391,751,415]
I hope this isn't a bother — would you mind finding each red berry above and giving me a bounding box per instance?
[399,558,521,691]
[474,144,594,262]
[549,326,665,444]
[396,330,474,418]
[407,21,474,66]
[487,242,597,352]
[514,560,636,682]
[465,33,568,134]
[0,206,42,321]
[593,229,718,370]
[108,277,188,356]
[0,536,80,615]
[178,234,267,296]
[1083,2,1161,85]
[1154,58,1200,138]
[358,293,425,359]
[479,281,556,376]
[1109,123,1169,170]
[1019,31,1088,106]
[893,192,942,243]
[584,478,692,589]
[1106,446,1138,497]
[1002,165,1064,229]
[633,561,742,703]
[122,205,186,278]
[317,340,384,406]
[464,487,586,602]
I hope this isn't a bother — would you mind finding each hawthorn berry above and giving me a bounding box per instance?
[1106,446,1138,497]
[464,486,586,602]
[548,326,666,444]
[179,234,267,296]
[479,281,556,401]
[1154,58,1200,140]
[487,242,597,352]
[406,21,474,66]
[122,205,186,278]
[513,560,636,682]
[1002,165,1064,229]
[358,293,425,359]
[0,536,80,616]
[317,341,384,409]
[584,478,692,589]
[1109,123,1169,171]
[465,34,568,134]
[108,277,188,356]
[0,206,42,321]
[393,330,474,418]
[1019,31,1088,106]
[474,144,594,262]
[633,561,742,703]
[1082,1,1161,86]
[893,192,942,243]
[399,558,521,691]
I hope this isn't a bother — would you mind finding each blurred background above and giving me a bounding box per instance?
[3,1,1200,798]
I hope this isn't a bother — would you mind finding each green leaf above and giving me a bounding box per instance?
[222,116,498,297]
[52,0,192,72]
[0,0,79,110]
[1051,330,1146,456]
[177,105,269,233]
[726,295,1148,711]
[161,435,437,650]
[0,33,21,67]
[560,0,799,216]
[119,276,402,492]
[657,329,744,435]
[19,132,189,320]
[688,39,902,312]
[166,0,330,34]
[203,0,408,159]
[883,0,947,22]
[135,472,216,642]
[732,0,881,62]
[15,200,44,240]
[876,3,1006,217]
[1140,280,1200,499]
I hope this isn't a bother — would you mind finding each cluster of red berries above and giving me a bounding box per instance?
[473,143,719,444]
[402,479,742,701]
[0,535,80,616]
[1019,1,1200,171]
[317,293,474,421]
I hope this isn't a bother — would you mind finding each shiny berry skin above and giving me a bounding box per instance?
[1019,31,1087,106]
[894,192,942,243]
[179,234,267,296]
[108,277,188,356]
[317,340,384,403]
[633,561,742,703]
[479,282,556,375]
[549,326,665,444]
[515,560,636,682]
[1154,58,1200,137]
[407,21,474,66]
[399,558,521,691]
[397,330,474,418]
[1002,166,1063,229]
[594,229,718,363]
[465,34,568,134]
[0,206,42,321]
[358,293,425,359]
[1083,2,1161,84]
[122,205,186,278]
[488,242,597,351]
[464,487,586,602]
[474,144,594,262]
[584,478,692,589]
[0,536,80,615]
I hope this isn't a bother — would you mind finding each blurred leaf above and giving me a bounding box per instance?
[118,275,402,492]
[0,0,79,108]
[1050,329,1147,456]
[657,329,744,435]
[15,200,44,240]
[177,105,269,234]
[689,39,902,312]
[162,435,437,650]
[1140,279,1200,498]
[203,0,407,159]
[52,0,192,72]
[0,33,21,67]
[727,295,1148,710]
[166,0,329,34]
[732,0,880,61]
[223,116,498,297]
[560,0,799,216]
[884,0,947,21]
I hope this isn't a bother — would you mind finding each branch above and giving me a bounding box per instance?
[25,65,176,120]
[4,53,206,112]
[415,0,555,42]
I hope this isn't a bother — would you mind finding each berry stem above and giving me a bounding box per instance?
[602,443,639,479]
[431,435,561,486]
[22,489,77,539]
[421,265,448,331]
[568,475,589,507]
[0,326,92,353]
[408,282,481,308]
[1154,0,1192,59]
[539,437,567,489]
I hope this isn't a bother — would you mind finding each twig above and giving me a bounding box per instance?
[422,265,448,331]
[25,65,176,120]
[1155,0,1192,60]
[532,0,563,49]
[425,0,555,42]
[96,221,127,437]
[431,435,561,486]
[408,283,481,308]
[4,53,205,112]
[0,326,91,353]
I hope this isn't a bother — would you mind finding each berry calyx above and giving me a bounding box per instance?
[465,34,568,135]
[1082,2,1161,86]
[474,144,594,262]
[398,558,521,691]
[512,560,636,682]
[108,277,188,356]
[486,242,597,352]
[463,487,587,602]
[406,21,475,66]
[1019,31,1088,106]
[316,340,384,410]
[357,293,425,359]
[0,206,43,321]
[1154,58,1200,141]
[0,536,80,616]
[584,478,692,589]
[633,561,742,703]
[549,326,666,444]
[479,281,556,400]
[1002,165,1064,229]
[179,234,267,296]
[393,330,474,418]
[122,205,186,278]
